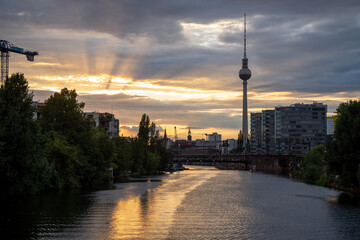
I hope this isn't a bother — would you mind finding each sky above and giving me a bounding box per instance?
[1,0,360,139]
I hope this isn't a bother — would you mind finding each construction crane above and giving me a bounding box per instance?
[0,40,39,84]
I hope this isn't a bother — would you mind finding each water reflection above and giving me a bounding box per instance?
[109,170,218,239]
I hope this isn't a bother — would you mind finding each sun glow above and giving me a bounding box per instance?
[32,74,241,101]
[33,62,61,66]
[30,74,357,108]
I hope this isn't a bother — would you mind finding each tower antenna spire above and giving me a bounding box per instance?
[244,13,246,59]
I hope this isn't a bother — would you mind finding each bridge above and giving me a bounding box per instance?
[173,154,299,172]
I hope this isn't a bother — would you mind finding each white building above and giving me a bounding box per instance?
[327,116,337,135]
[208,132,221,142]
[85,112,119,137]
[207,132,222,149]
[226,139,238,151]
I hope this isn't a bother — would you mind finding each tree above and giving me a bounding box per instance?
[40,88,93,145]
[45,133,82,189]
[326,100,360,186]
[132,114,169,174]
[112,136,132,176]
[138,114,151,144]
[0,73,53,194]
[131,138,146,174]
[302,145,326,184]
[41,88,107,188]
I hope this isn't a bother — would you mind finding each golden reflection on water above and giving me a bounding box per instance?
[109,172,218,240]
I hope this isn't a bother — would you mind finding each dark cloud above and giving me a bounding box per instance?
[3,0,360,137]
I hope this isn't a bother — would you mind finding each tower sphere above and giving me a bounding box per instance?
[239,68,251,81]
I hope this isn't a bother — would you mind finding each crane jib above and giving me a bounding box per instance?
[0,39,39,83]
[10,46,24,54]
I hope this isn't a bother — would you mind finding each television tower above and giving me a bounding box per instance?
[239,13,251,152]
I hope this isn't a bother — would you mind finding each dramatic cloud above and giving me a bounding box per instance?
[2,0,360,139]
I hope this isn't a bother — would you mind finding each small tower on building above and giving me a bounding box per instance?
[187,127,192,141]
[163,128,170,149]
[164,128,168,141]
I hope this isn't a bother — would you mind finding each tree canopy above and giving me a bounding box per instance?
[0,74,171,195]
[326,100,360,186]
[0,73,53,194]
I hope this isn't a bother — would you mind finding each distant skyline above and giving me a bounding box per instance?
[1,0,359,139]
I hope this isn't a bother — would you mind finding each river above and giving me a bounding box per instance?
[1,166,360,240]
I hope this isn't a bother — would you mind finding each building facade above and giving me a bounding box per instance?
[85,112,119,137]
[226,139,238,152]
[327,116,337,136]
[32,101,46,120]
[275,102,327,155]
[250,112,262,153]
[250,102,327,155]
[208,132,222,142]
[261,110,276,153]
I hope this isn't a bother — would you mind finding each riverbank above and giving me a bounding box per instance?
[215,162,360,205]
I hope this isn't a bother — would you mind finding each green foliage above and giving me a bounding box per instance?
[93,128,114,168]
[304,145,325,166]
[147,152,160,173]
[130,114,170,175]
[45,133,82,189]
[325,139,341,176]
[316,172,329,187]
[0,74,171,195]
[326,100,360,186]
[302,145,326,184]
[0,73,53,195]
[303,164,322,184]
[138,114,151,143]
[41,88,108,188]
[131,138,146,174]
[112,137,132,176]
[155,139,172,171]
[40,88,93,145]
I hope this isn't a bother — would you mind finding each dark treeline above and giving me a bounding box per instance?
[0,73,171,195]
[290,99,360,189]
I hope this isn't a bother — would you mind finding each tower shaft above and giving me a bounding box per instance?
[242,80,248,150]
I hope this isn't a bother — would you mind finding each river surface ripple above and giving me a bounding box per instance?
[1,166,360,240]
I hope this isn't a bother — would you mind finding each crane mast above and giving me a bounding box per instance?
[0,40,39,84]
